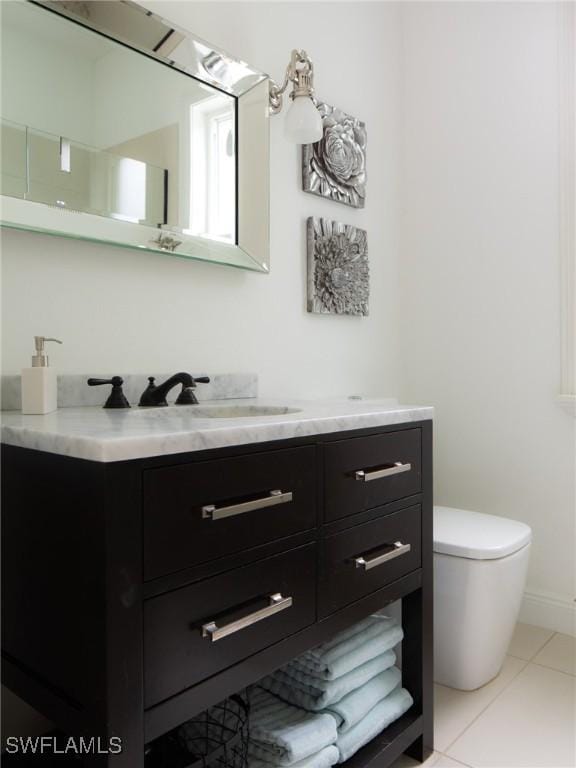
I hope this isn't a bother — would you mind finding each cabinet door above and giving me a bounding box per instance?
[144,544,316,707]
[319,504,421,617]
[143,446,316,580]
[324,430,422,522]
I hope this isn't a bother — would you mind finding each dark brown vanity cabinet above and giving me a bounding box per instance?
[1,421,433,768]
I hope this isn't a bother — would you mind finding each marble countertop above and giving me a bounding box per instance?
[0,399,434,463]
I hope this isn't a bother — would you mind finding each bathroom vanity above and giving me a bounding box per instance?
[1,400,433,766]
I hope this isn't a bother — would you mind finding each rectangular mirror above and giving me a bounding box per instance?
[0,0,270,272]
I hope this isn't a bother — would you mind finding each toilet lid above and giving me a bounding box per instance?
[433,506,532,560]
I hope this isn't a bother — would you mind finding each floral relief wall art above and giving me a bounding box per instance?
[307,217,369,316]
[302,103,367,208]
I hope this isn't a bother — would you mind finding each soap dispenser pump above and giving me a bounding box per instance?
[21,336,62,415]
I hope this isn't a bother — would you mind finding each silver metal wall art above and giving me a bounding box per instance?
[307,217,369,316]
[302,103,366,208]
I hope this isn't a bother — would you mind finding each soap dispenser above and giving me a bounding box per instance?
[21,336,62,414]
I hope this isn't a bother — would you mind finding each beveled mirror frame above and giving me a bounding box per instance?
[0,0,270,273]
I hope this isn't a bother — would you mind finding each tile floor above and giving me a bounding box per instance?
[393,623,576,768]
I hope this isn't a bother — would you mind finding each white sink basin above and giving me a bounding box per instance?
[131,404,302,418]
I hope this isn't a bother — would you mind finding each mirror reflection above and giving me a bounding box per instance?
[1,1,236,247]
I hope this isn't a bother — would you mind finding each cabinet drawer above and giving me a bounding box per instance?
[323,429,421,522]
[143,446,316,580]
[319,505,421,617]
[144,544,316,708]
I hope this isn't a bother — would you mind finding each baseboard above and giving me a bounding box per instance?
[519,590,576,636]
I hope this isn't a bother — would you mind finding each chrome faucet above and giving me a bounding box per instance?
[138,372,210,407]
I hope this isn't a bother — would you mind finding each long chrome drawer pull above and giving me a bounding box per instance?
[201,593,293,642]
[202,490,293,520]
[355,462,412,482]
[354,541,411,571]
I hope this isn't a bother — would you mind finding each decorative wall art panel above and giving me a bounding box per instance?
[302,103,366,208]
[307,217,369,316]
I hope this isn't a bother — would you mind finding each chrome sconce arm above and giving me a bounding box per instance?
[269,49,323,143]
[269,49,316,114]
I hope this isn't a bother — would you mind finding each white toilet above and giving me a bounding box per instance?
[433,505,531,691]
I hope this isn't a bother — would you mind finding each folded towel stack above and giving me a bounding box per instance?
[259,615,413,764]
[335,686,414,763]
[293,616,403,681]
[267,651,397,712]
[248,687,339,768]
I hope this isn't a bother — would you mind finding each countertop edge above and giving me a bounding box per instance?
[1,406,434,463]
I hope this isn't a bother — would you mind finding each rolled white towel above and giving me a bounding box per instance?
[248,687,338,767]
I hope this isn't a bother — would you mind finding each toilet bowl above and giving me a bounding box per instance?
[433,505,531,691]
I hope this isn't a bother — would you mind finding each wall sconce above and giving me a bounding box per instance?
[269,49,323,144]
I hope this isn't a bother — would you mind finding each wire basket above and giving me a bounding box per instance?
[146,693,250,768]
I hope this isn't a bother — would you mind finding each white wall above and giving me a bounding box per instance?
[399,1,575,633]
[1,1,402,402]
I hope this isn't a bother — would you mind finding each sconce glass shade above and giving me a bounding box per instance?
[284,95,323,144]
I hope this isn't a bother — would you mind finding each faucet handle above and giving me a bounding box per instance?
[87,376,131,409]
[142,376,156,391]
[175,385,198,405]
[175,375,210,405]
